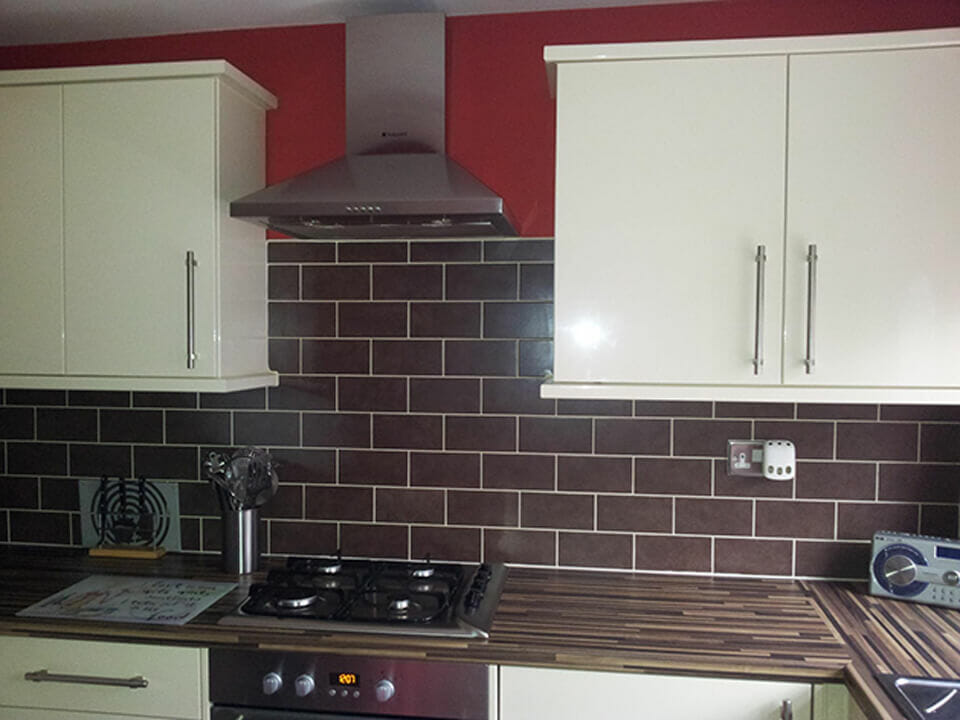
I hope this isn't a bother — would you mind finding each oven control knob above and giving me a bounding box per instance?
[295,674,315,697]
[262,672,283,695]
[375,679,396,703]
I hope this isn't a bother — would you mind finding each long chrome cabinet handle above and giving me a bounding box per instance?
[25,669,149,689]
[186,250,197,370]
[753,244,767,375]
[804,244,818,374]
[780,698,793,720]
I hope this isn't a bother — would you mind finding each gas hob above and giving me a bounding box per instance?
[218,555,507,639]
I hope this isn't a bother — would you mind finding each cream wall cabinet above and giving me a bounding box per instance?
[499,666,812,720]
[543,29,960,404]
[0,61,278,392]
[0,636,208,720]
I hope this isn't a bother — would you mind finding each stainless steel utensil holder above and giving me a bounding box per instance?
[222,508,259,574]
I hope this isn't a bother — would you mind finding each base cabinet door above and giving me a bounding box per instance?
[0,636,208,720]
[500,666,811,720]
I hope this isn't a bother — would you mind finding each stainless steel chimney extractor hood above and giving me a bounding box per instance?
[231,12,517,239]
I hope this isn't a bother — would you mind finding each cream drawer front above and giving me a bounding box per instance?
[0,710,181,720]
[0,637,207,720]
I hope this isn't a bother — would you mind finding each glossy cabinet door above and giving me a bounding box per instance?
[0,62,276,391]
[553,55,786,385]
[783,46,960,387]
[0,85,65,374]
[500,666,811,720]
[0,636,208,720]
[62,78,217,378]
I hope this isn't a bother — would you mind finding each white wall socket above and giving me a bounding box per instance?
[727,439,796,480]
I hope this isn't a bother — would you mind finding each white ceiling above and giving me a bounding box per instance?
[0,0,701,47]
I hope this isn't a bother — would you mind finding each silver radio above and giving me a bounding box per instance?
[870,531,960,609]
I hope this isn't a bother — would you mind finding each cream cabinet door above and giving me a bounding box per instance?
[0,636,208,720]
[500,666,811,720]
[783,45,960,387]
[62,77,217,377]
[0,85,65,374]
[553,55,787,386]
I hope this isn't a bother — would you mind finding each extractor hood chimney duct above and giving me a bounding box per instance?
[230,13,517,239]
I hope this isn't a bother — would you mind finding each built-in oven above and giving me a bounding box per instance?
[209,648,494,720]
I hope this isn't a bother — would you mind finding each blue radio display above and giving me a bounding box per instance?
[935,546,960,561]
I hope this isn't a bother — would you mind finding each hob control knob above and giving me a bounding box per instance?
[295,674,316,697]
[262,672,283,695]
[375,679,396,703]
[944,570,960,586]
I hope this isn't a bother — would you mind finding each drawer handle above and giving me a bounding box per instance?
[25,669,149,689]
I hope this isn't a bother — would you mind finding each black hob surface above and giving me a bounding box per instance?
[221,556,506,638]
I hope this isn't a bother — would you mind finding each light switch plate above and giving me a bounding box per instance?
[727,440,765,477]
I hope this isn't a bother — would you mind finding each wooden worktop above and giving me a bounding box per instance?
[1,548,958,720]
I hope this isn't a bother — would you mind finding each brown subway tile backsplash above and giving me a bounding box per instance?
[558,456,632,493]
[410,378,480,414]
[483,302,553,339]
[559,532,632,569]
[373,265,443,300]
[520,417,592,454]
[411,452,480,488]
[411,526,481,562]
[595,418,670,455]
[302,340,369,374]
[636,536,712,573]
[483,453,554,490]
[715,538,793,576]
[339,302,407,337]
[485,528,555,565]
[372,340,442,376]
[4,239,960,581]
[920,424,960,462]
[373,414,443,450]
[837,422,919,461]
[37,408,97,442]
[446,264,517,300]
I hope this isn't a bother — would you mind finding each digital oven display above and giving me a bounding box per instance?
[330,672,359,687]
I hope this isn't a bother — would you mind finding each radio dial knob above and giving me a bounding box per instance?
[262,672,283,695]
[944,570,960,586]
[375,679,396,703]
[883,554,917,587]
[295,674,316,697]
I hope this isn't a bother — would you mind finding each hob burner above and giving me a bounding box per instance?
[223,556,508,639]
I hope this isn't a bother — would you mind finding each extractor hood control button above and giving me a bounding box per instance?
[262,672,283,695]
[295,674,315,697]
[375,679,396,703]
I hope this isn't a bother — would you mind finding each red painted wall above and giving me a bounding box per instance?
[2,0,958,236]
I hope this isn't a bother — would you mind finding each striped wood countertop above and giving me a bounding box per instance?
[4,549,960,719]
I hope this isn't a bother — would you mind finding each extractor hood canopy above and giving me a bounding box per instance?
[230,12,517,239]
